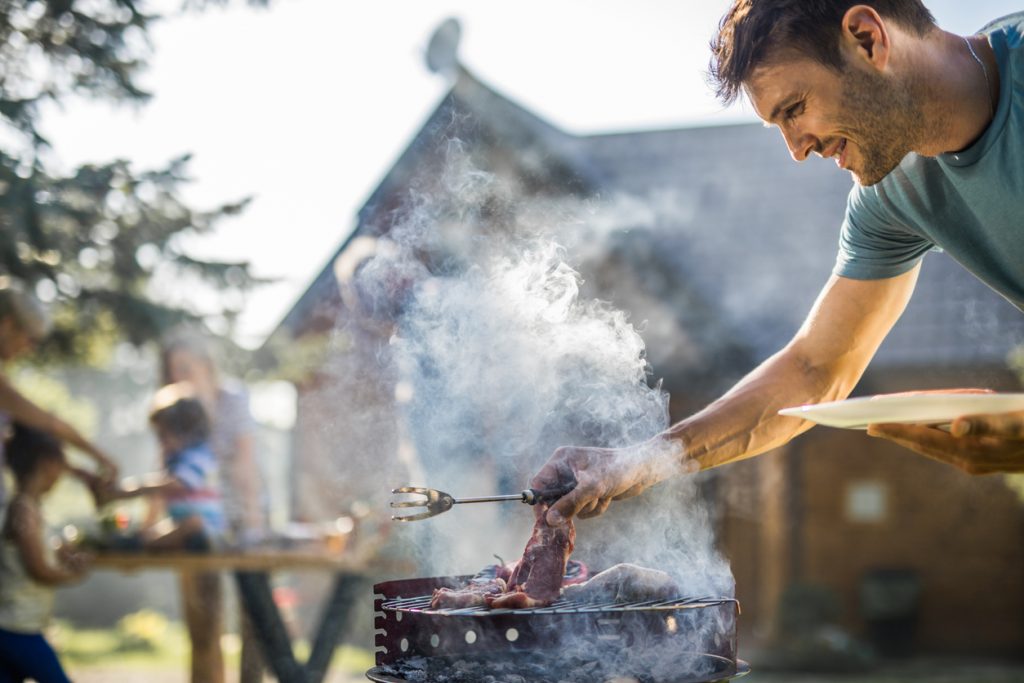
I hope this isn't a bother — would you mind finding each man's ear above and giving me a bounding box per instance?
[841,5,890,71]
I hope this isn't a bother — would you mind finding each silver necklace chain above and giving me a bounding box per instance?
[963,35,994,118]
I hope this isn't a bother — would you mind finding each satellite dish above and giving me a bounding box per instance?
[426,17,462,75]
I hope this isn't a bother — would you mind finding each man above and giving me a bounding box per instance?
[0,285,118,511]
[533,1,1024,526]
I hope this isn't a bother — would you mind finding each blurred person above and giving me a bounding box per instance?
[97,383,226,683]
[0,285,117,514]
[0,424,91,683]
[98,383,227,550]
[160,331,267,682]
[535,3,1024,523]
[160,332,265,544]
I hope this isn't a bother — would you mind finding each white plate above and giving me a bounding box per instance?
[778,393,1024,430]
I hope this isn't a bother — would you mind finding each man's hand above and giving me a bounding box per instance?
[92,452,119,483]
[868,409,1024,474]
[530,438,688,526]
[88,479,124,508]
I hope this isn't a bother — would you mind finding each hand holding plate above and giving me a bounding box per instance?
[868,408,1024,475]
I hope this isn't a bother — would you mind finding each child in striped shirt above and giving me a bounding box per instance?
[98,383,226,550]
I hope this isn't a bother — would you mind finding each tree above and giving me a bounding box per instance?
[0,0,267,361]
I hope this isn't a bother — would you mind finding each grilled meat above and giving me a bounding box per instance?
[561,563,678,603]
[430,578,507,609]
[486,502,574,608]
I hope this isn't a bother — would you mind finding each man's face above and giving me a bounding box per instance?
[745,53,924,186]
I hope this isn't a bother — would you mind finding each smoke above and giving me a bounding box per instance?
[350,142,733,664]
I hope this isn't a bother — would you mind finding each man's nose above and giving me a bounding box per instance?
[781,126,816,162]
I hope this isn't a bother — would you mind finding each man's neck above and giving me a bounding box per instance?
[913,30,999,156]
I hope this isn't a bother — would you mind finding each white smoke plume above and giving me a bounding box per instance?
[353,141,734,663]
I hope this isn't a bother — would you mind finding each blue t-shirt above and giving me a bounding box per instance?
[835,12,1024,312]
[166,443,227,536]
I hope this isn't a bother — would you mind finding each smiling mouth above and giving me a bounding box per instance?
[834,138,848,169]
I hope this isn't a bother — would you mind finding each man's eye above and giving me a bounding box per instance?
[784,102,804,121]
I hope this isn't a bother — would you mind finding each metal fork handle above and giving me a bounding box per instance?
[521,480,577,505]
[454,483,576,506]
[452,494,528,504]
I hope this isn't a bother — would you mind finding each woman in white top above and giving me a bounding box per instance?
[0,286,117,512]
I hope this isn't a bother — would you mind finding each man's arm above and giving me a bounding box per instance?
[677,267,920,468]
[96,474,188,506]
[0,374,118,479]
[534,266,920,524]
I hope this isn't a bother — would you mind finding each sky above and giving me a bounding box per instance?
[39,0,1022,347]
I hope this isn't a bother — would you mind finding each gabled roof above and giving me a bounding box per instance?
[576,123,1024,366]
[264,67,592,349]
[266,68,1024,372]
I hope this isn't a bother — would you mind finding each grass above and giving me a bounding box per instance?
[52,618,1024,683]
[52,617,375,676]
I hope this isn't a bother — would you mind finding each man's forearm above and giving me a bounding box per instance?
[664,343,857,470]
[0,379,113,469]
[661,270,920,472]
[112,477,181,499]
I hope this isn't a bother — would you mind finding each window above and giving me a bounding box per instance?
[845,481,888,523]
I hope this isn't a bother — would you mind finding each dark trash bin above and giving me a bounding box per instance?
[860,568,921,657]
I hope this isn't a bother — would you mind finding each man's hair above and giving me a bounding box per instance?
[159,328,219,387]
[5,423,65,482]
[149,383,210,448]
[709,0,937,105]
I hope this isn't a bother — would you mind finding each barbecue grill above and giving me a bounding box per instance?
[371,575,750,683]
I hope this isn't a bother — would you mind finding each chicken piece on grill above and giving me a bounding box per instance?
[486,502,575,608]
[430,578,507,609]
[561,563,678,604]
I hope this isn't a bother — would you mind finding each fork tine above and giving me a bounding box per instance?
[392,486,428,494]
[391,510,438,522]
[389,500,428,509]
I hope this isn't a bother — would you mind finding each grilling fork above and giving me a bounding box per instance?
[390,481,576,522]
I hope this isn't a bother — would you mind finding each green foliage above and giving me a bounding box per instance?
[1006,475,1024,501]
[50,617,192,668]
[0,0,271,362]
[115,609,170,653]
[7,366,104,519]
[9,365,98,435]
[0,0,154,148]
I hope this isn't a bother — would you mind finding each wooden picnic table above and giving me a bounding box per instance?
[94,542,408,683]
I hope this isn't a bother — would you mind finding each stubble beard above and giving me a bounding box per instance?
[838,66,926,186]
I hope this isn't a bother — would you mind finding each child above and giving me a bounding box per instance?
[97,383,227,682]
[98,383,227,550]
[0,424,90,683]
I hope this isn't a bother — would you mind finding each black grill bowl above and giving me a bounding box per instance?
[372,576,749,683]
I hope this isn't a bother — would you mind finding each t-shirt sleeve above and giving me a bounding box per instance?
[219,384,256,439]
[833,184,934,280]
[170,449,213,491]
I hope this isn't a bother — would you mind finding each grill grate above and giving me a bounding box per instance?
[382,594,740,617]
[374,575,741,672]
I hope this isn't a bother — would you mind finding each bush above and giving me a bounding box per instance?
[115,610,170,653]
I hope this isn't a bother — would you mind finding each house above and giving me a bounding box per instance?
[263,20,1024,656]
